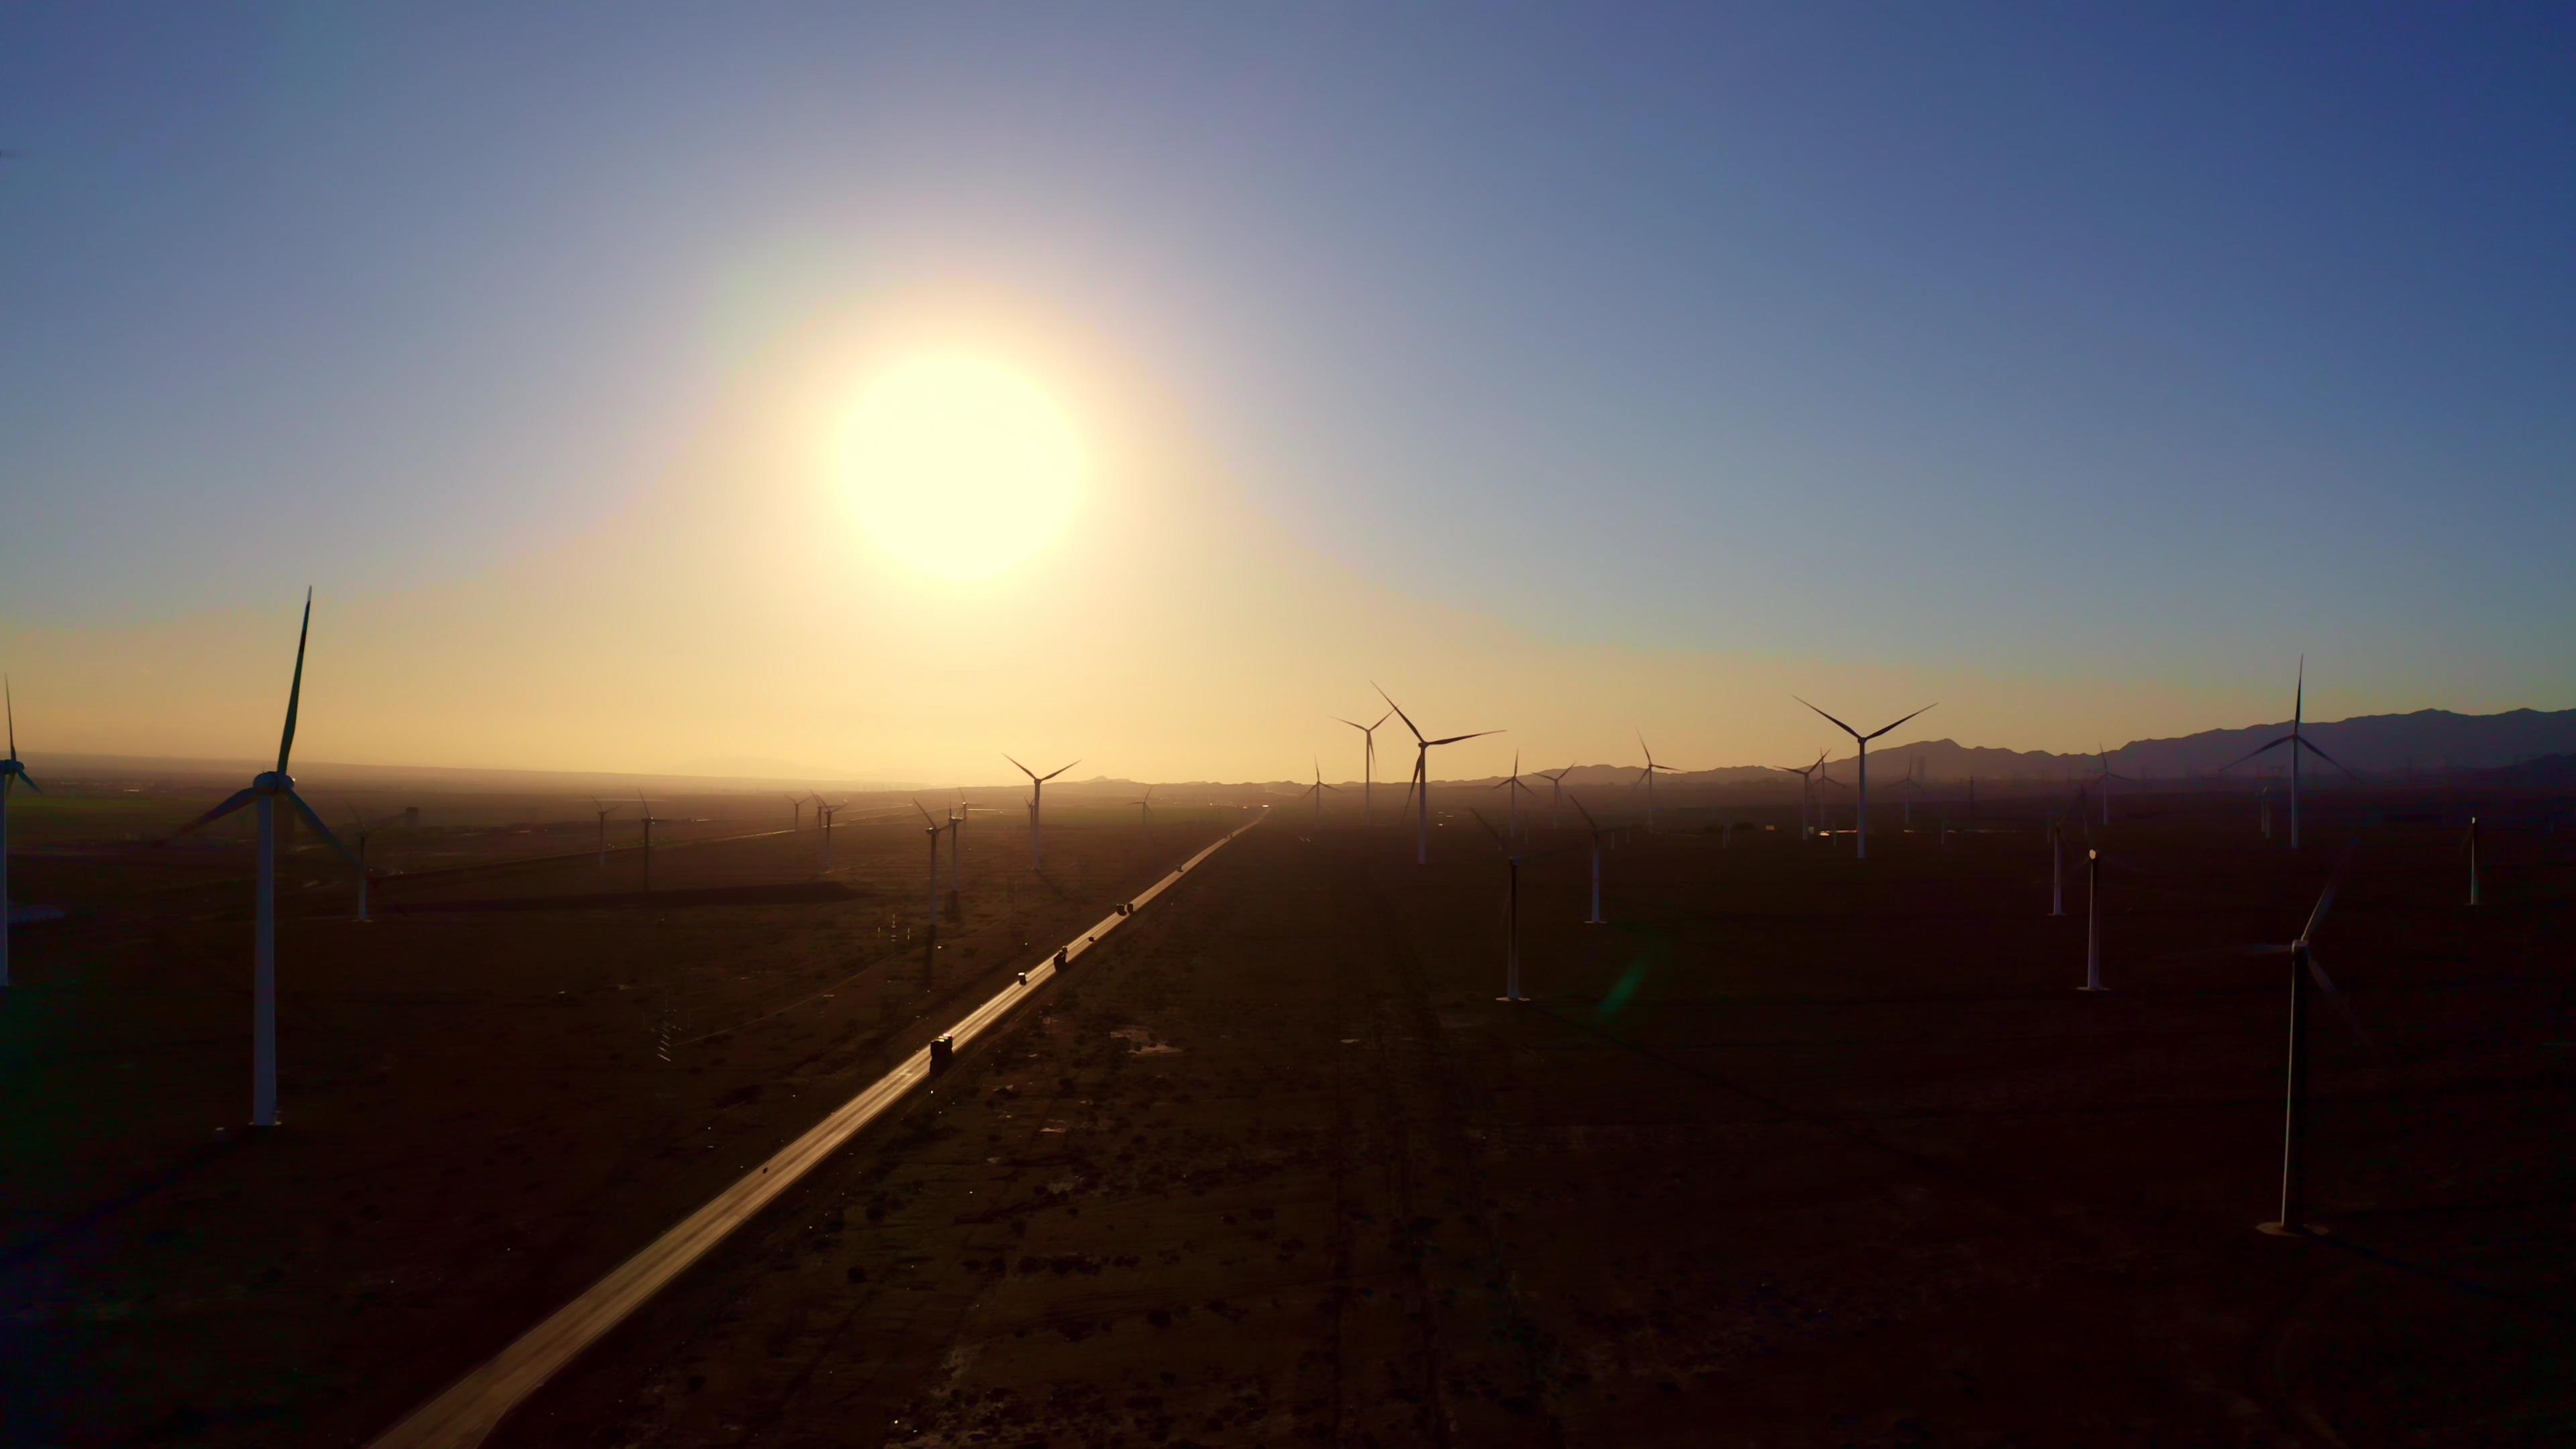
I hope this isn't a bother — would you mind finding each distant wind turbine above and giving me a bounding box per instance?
[345,806,380,923]
[636,794,670,892]
[1769,751,1829,839]
[172,590,366,1127]
[1130,784,1155,830]
[1299,759,1339,833]
[2222,657,2352,850]
[1538,765,1573,831]
[1375,683,1499,865]
[1,679,42,988]
[1489,752,1540,840]
[1470,808,1534,1002]
[1333,710,1391,826]
[1568,792,1609,925]
[590,796,623,868]
[1795,698,1937,860]
[2088,744,2134,826]
[913,800,948,941]
[1631,732,1682,833]
[2239,848,2372,1236]
[1007,754,1079,870]
[784,792,804,830]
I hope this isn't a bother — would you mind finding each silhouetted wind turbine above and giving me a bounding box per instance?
[345,806,380,924]
[1007,755,1079,870]
[1632,731,1682,833]
[784,792,804,830]
[913,799,947,939]
[1538,765,1573,830]
[2088,744,2133,826]
[1299,759,1339,833]
[1769,751,1828,839]
[1795,698,1936,860]
[1470,808,1533,1001]
[172,590,365,1127]
[590,796,623,868]
[2081,848,2106,991]
[636,793,670,892]
[2223,657,2352,850]
[1,679,42,988]
[1489,752,1540,840]
[1130,784,1155,830]
[1375,683,1499,865]
[2465,816,2481,907]
[1568,792,1608,925]
[1333,710,1391,826]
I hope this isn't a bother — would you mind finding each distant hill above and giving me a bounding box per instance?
[1438,707,2576,789]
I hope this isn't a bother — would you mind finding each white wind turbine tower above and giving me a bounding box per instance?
[1632,732,1682,833]
[1333,710,1391,827]
[589,797,623,868]
[1897,757,1928,829]
[1376,684,1500,865]
[913,800,948,937]
[172,590,366,1127]
[2222,657,2351,851]
[1007,754,1079,870]
[1769,750,1829,839]
[1299,759,1339,833]
[1130,784,1155,831]
[1795,698,1937,861]
[1,679,42,988]
[1568,793,1609,924]
[2230,848,2372,1236]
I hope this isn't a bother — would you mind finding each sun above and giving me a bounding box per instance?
[839,356,1083,580]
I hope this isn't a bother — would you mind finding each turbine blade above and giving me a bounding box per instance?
[1793,696,1861,739]
[913,798,935,826]
[1371,710,1391,731]
[14,772,37,794]
[1372,682,1424,743]
[1866,702,1938,740]
[1428,729,1501,746]
[5,674,13,759]
[2221,736,2297,772]
[1005,753,1037,781]
[177,788,259,835]
[2300,736,2358,777]
[1567,794,1597,829]
[1042,759,1079,780]
[2295,654,2304,728]
[287,789,364,871]
[1468,807,1507,849]
[278,587,313,775]
[2302,949,2375,1048]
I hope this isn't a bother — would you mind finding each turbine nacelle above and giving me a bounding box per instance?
[254,770,296,794]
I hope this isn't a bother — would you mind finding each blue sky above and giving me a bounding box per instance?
[2,5,2571,777]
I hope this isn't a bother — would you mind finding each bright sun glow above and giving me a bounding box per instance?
[841,356,1083,580]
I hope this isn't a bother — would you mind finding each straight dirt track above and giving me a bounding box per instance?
[486,808,2575,1447]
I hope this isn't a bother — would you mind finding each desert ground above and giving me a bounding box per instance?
[0,779,1242,1446]
[5,782,2571,1446]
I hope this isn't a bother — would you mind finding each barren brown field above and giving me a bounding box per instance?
[0,782,1242,1447]
[453,788,2571,1448]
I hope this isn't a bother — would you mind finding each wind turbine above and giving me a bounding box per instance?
[816,798,848,871]
[2048,812,2066,917]
[2231,849,2372,1236]
[1299,759,1339,833]
[2222,657,2352,850]
[1333,710,1391,826]
[912,800,947,957]
[1896,756,1931,828]
[1489,752,1540,840]
[1007,754,1079,870]
[172,590,365,1127]
[1,679,42,988]
[1130,784,1155,830]
[636,794,670,892]
[1795,698,1937,860]
[1538,765,1573,830]
[784,793,804,830]
[2465,816,2481,907]
[589,796,623,868]
[1375,683,1499,865]
[2088,744,2133,826]
[1632,732,1682,833]
[1469,809,1533,1002]
[345,806,381,924]
[1769,751,1828,839]
[1568,792,1608,925]
[2080,848,2106,992]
